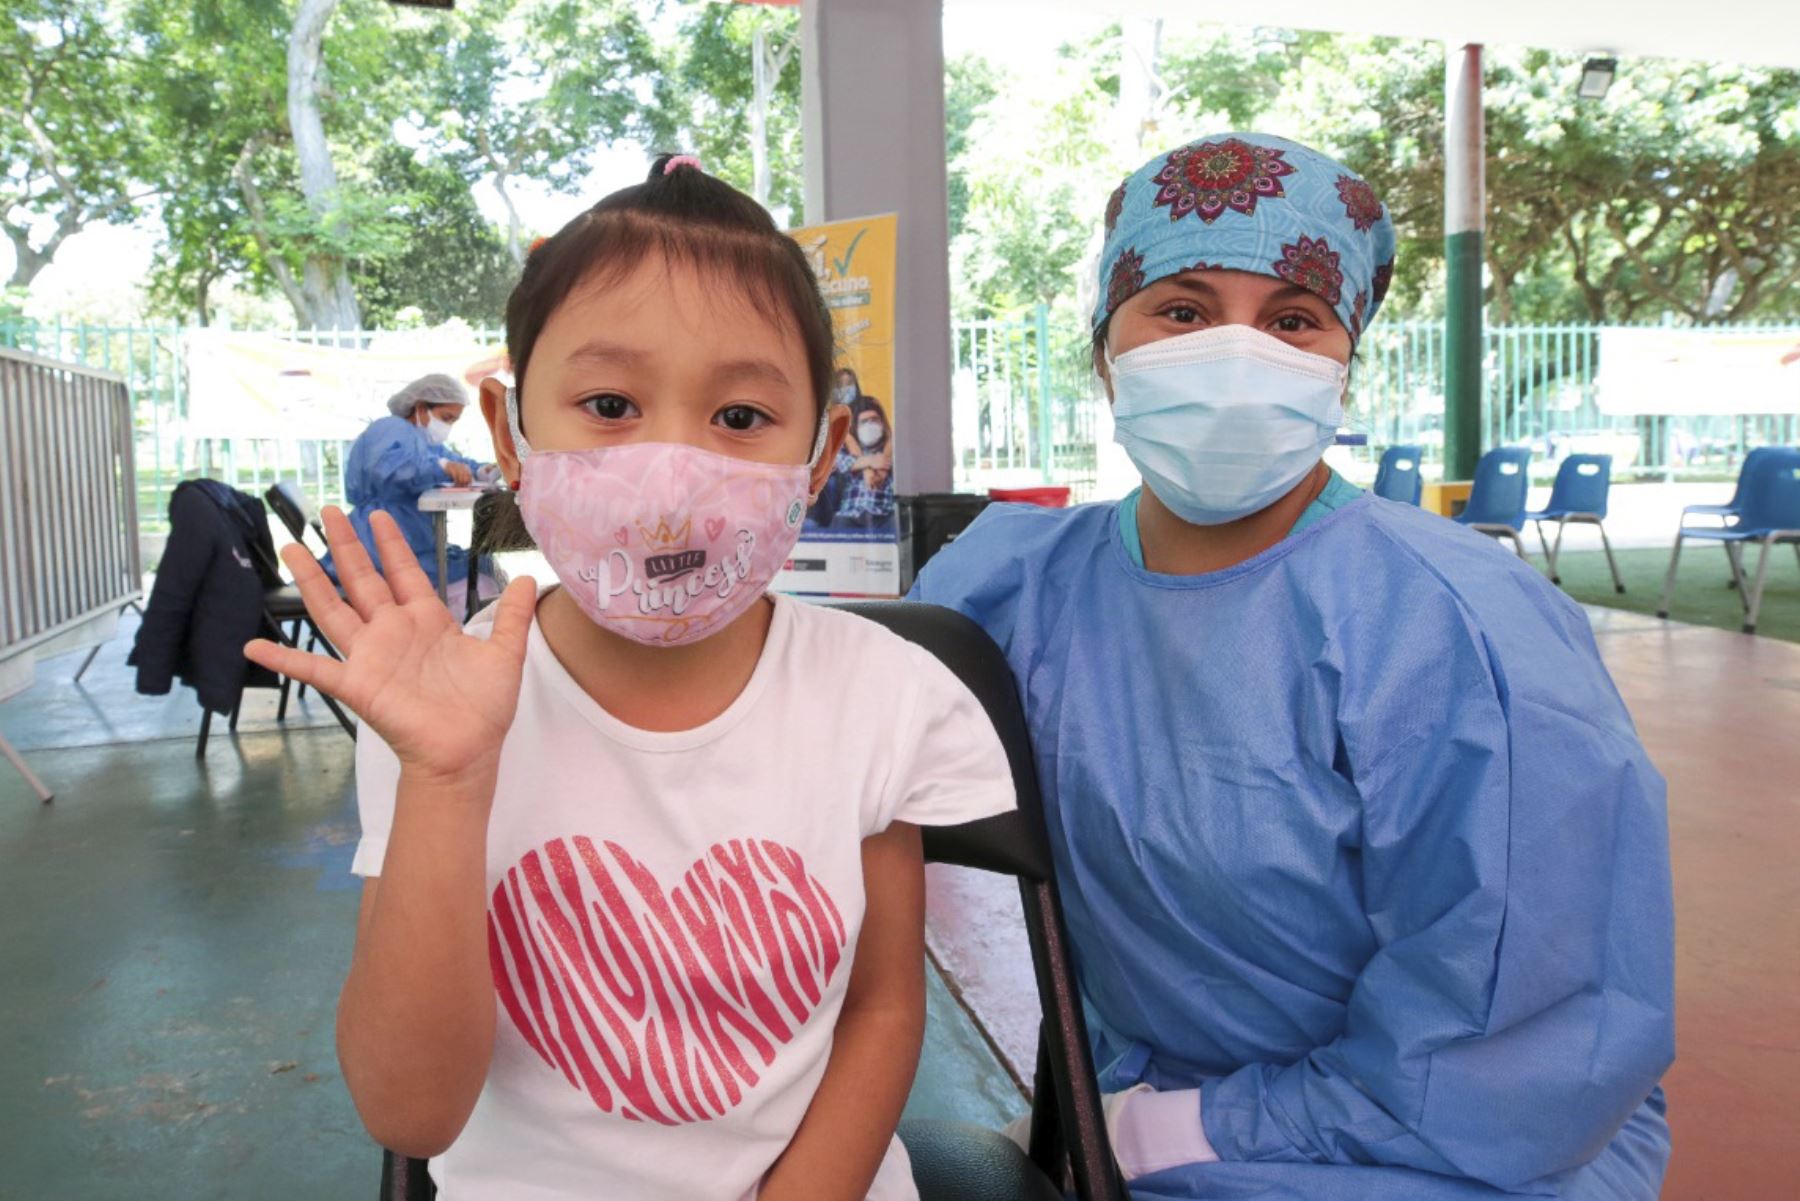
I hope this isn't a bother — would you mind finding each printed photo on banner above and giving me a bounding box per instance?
[778,213,902,598]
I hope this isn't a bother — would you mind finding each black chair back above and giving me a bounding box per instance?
[264,482,310,545]
[378,601,1125,1201]
[836,602,1124,1201]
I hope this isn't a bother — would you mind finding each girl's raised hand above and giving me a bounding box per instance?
[244,507,537,784]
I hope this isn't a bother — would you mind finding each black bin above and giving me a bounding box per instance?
[899,492,992,592]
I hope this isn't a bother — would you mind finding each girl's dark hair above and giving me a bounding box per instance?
[505,153,834,419]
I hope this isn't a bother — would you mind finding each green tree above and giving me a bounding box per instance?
[408,0,663,265]
[352,145,516,328]
[1150,32,1800,324]
[131,0,431,326]
[950,49,1118,316]
[945,54,1000,242]
[1,0,152,287]
[653,2,803,222]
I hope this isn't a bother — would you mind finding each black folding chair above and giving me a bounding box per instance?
[376,601,1126,1201]
[264,481,360,709]
[266,480,327,552]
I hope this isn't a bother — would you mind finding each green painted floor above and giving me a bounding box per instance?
[1537,542,1800,644]
[0,620,1022,1201]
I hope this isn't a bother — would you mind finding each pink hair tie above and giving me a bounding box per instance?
[663,154,703,175]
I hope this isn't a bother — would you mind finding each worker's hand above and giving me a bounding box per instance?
[244,507,537,784]
[443,460,474,486]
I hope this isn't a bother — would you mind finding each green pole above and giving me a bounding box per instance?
[1444,44,1485,482]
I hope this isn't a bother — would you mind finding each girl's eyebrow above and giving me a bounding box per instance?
[567,339,649,367]
[711,358,793,389]
[565,339,788,389]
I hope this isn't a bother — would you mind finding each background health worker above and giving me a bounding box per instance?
[912,133,1674,1199]
[324,373,499,609]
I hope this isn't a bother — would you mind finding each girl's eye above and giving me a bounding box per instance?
[1163,304,1204,325]
[715,404,771,432]
[1272,313,1318,334]
[581,393,638,421]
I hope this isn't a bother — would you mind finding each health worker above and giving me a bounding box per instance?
[912,133,1674,1200]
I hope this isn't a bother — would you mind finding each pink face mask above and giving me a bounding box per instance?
[505,387,825,647]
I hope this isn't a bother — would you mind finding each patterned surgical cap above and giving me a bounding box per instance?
[1094,133,1398,344]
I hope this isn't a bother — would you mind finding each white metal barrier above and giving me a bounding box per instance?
[0,347,143,801]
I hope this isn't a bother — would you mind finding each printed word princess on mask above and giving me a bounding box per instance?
[579,528,760,631]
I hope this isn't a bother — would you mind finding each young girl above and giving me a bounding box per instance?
[247,156,1015,1201]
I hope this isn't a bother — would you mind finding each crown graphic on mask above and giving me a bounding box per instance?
[637,516,692,553]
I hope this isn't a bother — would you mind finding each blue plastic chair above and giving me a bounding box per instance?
[1681,446,1780,528]
[1373,445,1424,506]
[1453,447,1533,557]
[1525,454,1622,592]
[1678,447,1788,589]
[1659,447,1800,634]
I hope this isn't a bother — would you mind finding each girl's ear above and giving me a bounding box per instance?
[809,405,852,500]
[479,378,520,487]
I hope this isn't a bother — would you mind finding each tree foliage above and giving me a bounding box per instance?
[654,2,803,223]
[1,0,150,286]
[7,0,1797,331]
[408,0,663,266]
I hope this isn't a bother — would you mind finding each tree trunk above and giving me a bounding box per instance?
[4,213,78,289]
[5,230,52,288]
[287,0,361,330]
[234,138,315,324]
[493,169,526,266]
[1116,18,1163,151]
[749,22,794,208]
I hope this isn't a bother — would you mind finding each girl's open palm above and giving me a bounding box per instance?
[245,507,537,782]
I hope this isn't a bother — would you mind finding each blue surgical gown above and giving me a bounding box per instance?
[910,495,1674,1199]
[323,415,483,587]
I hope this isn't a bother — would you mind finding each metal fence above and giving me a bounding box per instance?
[1348,320,1800,482]
[0,346,141,659]
[0,322,504,536]
[952,312,1800,494]
[952,306,1101,499]
[8,315,1798,549]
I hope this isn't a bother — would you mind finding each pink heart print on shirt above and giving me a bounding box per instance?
[488,837,847,1124]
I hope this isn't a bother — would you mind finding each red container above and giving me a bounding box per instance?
[987,485,1072,508]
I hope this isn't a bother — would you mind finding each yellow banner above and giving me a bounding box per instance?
[782,213,902,596]
[791,212,898,437]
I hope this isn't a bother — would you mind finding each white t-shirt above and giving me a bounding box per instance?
[351,593,1015,1201]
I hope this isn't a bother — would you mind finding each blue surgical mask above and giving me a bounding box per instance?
[1106,325,1346,526]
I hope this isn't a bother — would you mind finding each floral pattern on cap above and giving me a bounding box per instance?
[1274,236,1344,307]
[1335,175,1385,232]
[1094,132,1398,344]
[1152,138,1295,224]
[1104,181,1129,235]
[1107,248,1147,314]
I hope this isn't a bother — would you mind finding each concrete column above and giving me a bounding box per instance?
[1444,43,1485,481]
[800,0,953,492]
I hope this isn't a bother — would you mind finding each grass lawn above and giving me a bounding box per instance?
[1546,543,1800,644]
